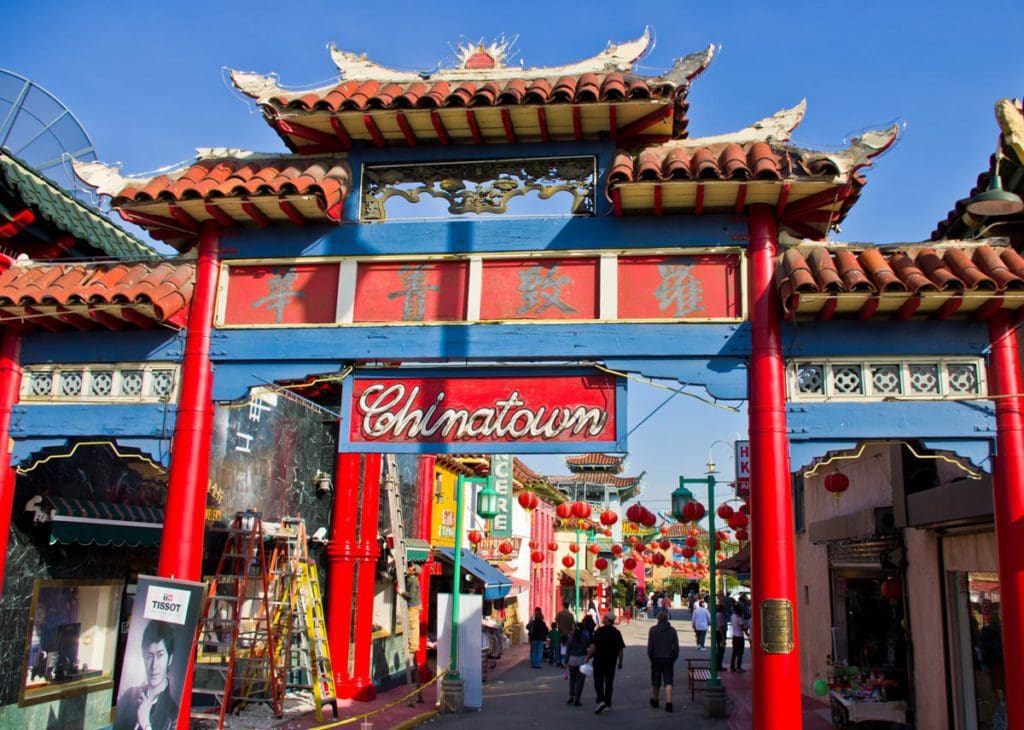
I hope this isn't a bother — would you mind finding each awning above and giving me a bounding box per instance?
[498,566,531,596]
[436,547,512,601]
[405,538,431,563]
[718,544,750,577]
[44,496,164,548]
[560,568,600,587]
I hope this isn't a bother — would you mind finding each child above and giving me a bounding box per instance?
[547,622,561,665]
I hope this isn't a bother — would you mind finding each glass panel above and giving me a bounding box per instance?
[832,365,864,395]
[59,371,83,396]
[967,572,1005,729]
[90,370,114,396]
[150,370,175,398]
[909,364,940,394]
[120,370,144,396]
[948,363,980,395]
[870,364,901,395]
[30,371,53,397]
[796,363,825,395]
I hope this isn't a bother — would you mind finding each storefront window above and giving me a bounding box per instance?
[966,572,1005,730]
[20,579,123,706]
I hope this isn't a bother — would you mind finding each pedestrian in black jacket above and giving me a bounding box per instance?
[647,610,679,712]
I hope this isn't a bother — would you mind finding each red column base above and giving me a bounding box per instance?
[336,679,377,701]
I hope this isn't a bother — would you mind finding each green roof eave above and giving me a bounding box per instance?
[0,150,155,258]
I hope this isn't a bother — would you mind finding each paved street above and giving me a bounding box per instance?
[422,608,737,729]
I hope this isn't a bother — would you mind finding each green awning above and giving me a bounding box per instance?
[45,497,164,548]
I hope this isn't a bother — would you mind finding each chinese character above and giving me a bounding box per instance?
[653,261,704,317]
[517,264,575,315]
[387,264,440,321]
[252,268,305,323]
[248,396,273,423]
[234,432,254,454]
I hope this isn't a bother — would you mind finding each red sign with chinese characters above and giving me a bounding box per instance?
[617,254,741,319]
[480,258,598,320]
[223,264,339,325]
[354,260,469,322]
[344,371,622,452]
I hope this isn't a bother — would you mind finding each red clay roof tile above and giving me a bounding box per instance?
[0,260,195,330]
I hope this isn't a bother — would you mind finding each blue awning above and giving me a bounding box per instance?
[436,547,512,601]
[44,496,164,548]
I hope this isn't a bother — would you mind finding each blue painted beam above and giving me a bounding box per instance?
[602,357,748,401]
[218,214,746,260]
[11,404,177,439]
[781,321,990,357]
[20,331,184,365]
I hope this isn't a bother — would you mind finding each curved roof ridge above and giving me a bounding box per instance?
[650,99,807,149]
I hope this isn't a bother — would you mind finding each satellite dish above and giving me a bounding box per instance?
[0,69,99,204]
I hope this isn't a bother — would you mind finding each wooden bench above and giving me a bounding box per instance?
[687,657,712,701]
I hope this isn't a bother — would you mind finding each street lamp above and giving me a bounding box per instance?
[440,474,492,713]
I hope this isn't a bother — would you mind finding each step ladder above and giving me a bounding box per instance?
[268,517,338,722]
[382,454,419,705]
[191,512,283,727]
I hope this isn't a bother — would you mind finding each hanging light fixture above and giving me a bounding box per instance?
[966,146,1024,217]
[476,479,500,520]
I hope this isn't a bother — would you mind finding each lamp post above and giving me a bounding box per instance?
[440,474,494,714]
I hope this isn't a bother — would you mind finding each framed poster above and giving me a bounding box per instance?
[112,576,206,730]
[20,579,123,706]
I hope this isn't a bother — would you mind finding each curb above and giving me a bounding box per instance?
[390,708,439,730]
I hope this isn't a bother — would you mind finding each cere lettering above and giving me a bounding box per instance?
[251,268,305,323]
[357,384,607,441]
[388,264,440,321]
[517,264,575,315]
[653,260,704,317]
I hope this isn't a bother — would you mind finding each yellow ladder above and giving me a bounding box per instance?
[297,560,338,720]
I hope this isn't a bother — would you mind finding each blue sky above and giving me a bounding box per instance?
[4,1,1022,510]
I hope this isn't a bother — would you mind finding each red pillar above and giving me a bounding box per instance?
[331,452,382,701]
[415,455,436,679]
[0,252,21,596]
[158,222,220,580]
[986,311,1024,729]
[748,204,802,728]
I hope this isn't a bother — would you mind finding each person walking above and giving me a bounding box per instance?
[715,598,728,671]
[647,610,679,713]
[729,605,748,672]
[586,612,625,714]
[691,599,711,650]
[565,624,590,706]
[526,608,547,669]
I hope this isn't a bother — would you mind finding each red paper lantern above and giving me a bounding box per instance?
[547,541,559,552]
[683,501,705,522]
[622,557,637,570]
[569,543,579,553]
[824,471,850,495]
[695,550,704,559]
[578,520,591,531]
[517,491,539,512]
[610,544,623,556]
[635,542,646,553]
[498,541,514,555]
[626,503,644,523]
[880,577,903,602]
[734,528,749,542]
[685,536,698,548]
[652,553,666,566]
[659,524,670,535]
[600,510,618,526]
[531,550,545,564]
[717,552,725,561]
[738,502,750,515]
[717,504,734,520]
[682,546,695,559]
[659,539,671,551]
[588,544,600,555]
[594,557,609,571]
[627,535,638,545]
[562,555,575,568]
[467,530,483,545]
[528,540,538,550]
[640,510,658,528]
[603,529,613,537]
[571,501,592,519]
[556,502,573,520]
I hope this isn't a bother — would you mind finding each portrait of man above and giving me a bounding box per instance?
[113,620,180,730]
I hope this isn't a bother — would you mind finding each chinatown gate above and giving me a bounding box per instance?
[2,32,1023,730]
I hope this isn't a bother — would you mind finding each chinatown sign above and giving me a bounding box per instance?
[340,368,626,453]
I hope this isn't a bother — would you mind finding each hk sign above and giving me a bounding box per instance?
[735,440,750,497]
[341,368,626,453]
